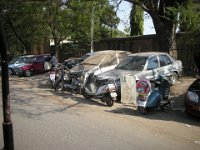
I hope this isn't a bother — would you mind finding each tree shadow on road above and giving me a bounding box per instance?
[8,74,111,119]
[9,74,200,125]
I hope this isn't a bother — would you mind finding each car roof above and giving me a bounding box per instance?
[20,55,35,58]
[94,50,130,54]
[129,52,169,57]
[64,57,80,61]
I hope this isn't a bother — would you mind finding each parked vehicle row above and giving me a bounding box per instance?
[50,50,187,114]
[3,50,199,117]
[8,54,51,76]
[53,50,131,107]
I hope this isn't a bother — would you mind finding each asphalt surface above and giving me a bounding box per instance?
[0,73,200,150]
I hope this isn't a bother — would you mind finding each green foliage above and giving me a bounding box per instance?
[1,0,48,54]
[178,0,200,32]
[167,0,200,44]
[0,0,120,56]
[130,4,143,36]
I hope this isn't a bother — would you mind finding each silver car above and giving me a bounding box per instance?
[70,50,131,76]
[95,52,183,97]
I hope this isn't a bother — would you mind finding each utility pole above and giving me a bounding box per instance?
[90,5,95,53]
[0,17,14,150]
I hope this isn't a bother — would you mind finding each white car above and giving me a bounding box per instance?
[93,52,183,101]
[97,52,183,85]
[70,50,131,77]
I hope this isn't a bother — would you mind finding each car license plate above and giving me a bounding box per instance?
[50,74,55,81]
[110,92,117,98]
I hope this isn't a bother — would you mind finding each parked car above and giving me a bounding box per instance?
[8,55,36,75]
[16,54,51,77]
[184,54,200,118]
[62,52,95,69]
[79,52,94,62]
[95,52,183,101]
[63,57,82,69]
[70,50,131,76]
[60,50,131,94]
[184,78,200,118]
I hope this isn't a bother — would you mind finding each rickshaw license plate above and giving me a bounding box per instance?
[137,100,145,106]
[50,74,55,80]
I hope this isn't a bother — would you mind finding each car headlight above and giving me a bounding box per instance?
[186,91,199,103]
[108,84,117,92]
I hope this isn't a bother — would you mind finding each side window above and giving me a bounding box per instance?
[159,55,172,67]
[118,53,127,62]
[44,56,51,62]
[147,56,159,70]
[35,56,43,63]
[101,54,117,67]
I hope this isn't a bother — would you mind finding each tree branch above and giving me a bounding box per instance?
[124,0,150,13]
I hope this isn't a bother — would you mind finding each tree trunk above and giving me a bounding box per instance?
[152,15,177,59]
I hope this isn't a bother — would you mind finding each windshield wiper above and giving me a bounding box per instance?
[82,62,97,65]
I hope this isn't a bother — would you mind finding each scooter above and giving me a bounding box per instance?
[81,68,118,107]
[136,74,171,114]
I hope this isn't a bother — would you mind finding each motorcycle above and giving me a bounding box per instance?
[81,68,118,107]
[48,63,63,88]
[52,64,70,91]
[136,74,171,114]
[54,64,82,93]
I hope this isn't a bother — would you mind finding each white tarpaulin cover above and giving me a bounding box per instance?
[120,74,137,105]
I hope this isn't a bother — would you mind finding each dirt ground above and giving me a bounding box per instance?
[170,76,197,109]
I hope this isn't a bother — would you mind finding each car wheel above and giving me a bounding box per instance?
[8,68,14,75]
[170,72,178,86]
[24,70,32,77]
[54,80,63,92]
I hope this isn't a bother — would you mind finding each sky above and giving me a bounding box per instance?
[117,1,155,35]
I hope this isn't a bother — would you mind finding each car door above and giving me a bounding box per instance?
[158,54,173,75]
[141,55,160,79]
[95,54,118,75]
[32,56,44,73]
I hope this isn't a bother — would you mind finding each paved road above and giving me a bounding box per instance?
[0,73,200,150]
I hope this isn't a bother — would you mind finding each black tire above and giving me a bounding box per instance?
[170,72,178,85]
[8,68,14,75]
[24,70,32,77]
[101,95,114,107]
[54,80,63,92]
[137,106,147,115]
[160,105,165,112]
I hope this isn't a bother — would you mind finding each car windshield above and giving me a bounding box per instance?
[11,56,35,64]
[80,53,91,61]
[82,54,107,65]
[115,55,147,71]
